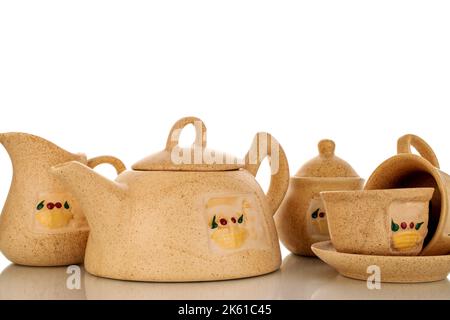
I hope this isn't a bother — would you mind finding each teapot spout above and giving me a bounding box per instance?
[50,161,127,230]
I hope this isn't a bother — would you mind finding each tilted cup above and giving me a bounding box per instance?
[365,134,450,256]
[320,188,434,256]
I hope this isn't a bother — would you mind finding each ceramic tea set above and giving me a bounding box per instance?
[0,117,450,284]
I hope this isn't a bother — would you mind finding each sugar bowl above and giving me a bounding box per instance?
[275,139,364,256]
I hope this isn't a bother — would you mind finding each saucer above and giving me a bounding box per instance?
[311,241,450,283]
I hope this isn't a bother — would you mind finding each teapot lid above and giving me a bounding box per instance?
[295,139,360,178]
[132,117,244,171]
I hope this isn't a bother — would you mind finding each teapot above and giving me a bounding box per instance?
[51,117,290,282]
[0,133,126,266]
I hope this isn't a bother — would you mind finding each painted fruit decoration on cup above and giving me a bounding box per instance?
[391,219,426,251]
[388,200,429,254]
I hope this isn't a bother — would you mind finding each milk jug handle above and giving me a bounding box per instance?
[244,133,290,216]
[87,156,126,175]
[397,134,440,169]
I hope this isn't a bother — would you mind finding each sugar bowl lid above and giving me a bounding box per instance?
[132,117,244,171]
[295,139,360,178]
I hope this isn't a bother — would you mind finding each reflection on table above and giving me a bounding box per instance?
[0,265,86,300]
[0,254,449,300]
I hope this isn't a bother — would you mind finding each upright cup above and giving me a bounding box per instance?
[321,188,434,256]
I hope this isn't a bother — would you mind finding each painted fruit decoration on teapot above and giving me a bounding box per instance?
[51,116,290,282]
[206,196,269,252]
[208,197,250,250]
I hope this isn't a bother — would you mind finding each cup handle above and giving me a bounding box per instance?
[397,134,440,169]
[244,133,290,216]
[87,156,126,175]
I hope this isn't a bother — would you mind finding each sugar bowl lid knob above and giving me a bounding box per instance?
[295,139,360,178]
[318,139,335,158]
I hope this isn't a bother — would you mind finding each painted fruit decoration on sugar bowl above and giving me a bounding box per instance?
[51,117,290,282]
[275,139,364,256]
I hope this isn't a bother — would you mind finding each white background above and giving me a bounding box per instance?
[1,1,450,272]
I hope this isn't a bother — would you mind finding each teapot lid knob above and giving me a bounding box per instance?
[318,139,335,158]
[132,116,243,172]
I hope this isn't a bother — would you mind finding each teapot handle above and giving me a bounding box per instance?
[397,134,440,169]
[87,156,127,175]
[244,133,290,216]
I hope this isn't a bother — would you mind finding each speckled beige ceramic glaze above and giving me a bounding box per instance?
[275,140,364,256]
[51,117,290,282]
[365,134,450,256]
[0,133,125,266]
[321,188,434,256]
[312,241,450,283]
